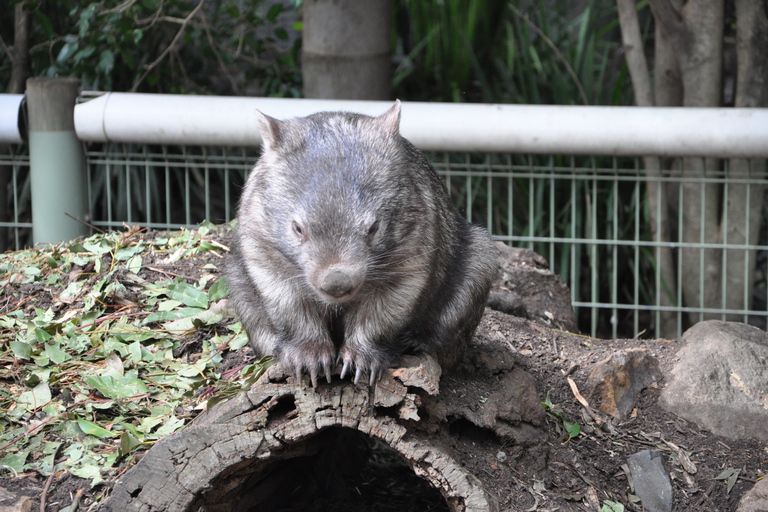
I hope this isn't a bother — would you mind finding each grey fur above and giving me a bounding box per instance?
[227,101,497,386]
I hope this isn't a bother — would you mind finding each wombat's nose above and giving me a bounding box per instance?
[321,269,354,298]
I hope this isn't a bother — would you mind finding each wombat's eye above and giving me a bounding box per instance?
[292,220,306,241]
[366,220,379,242]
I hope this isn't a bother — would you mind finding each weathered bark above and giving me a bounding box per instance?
[99,312,548,512]
[616,0,678,337]
[302,0,392,99]
[8,2,31,94]
[648,0,724,323]
[724,0,768,321]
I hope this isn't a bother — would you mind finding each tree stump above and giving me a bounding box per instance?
[100,310,548,512]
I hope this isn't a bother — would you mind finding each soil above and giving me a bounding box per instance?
[1,229,766,512]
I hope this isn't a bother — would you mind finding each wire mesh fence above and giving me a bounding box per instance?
[4,142,767,340]
[0,145,32,251]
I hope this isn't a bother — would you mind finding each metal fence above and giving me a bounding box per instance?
[0,145,32,251]
[50,146,768,339]
[3,92,768,340]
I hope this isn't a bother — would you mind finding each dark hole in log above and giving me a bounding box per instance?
[228,427,450,512]
[266,393,297,424]
[449,417,498,443]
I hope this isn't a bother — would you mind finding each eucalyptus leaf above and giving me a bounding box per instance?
[77,419,118,438]
[167,282,208,309]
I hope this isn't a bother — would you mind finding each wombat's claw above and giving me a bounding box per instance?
[354,367,363,385]
[324,361,332,384]
[340,359,351,380]
[309,367,319,388]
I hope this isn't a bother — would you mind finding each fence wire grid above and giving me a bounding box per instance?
[3,142,767,340]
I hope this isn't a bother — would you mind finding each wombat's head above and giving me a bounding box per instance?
[249,101,425,305]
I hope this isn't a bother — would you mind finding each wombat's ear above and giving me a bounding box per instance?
[377,100,401,136]
[255,110,281,152]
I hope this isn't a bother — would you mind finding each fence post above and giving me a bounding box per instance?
[26,77,89,245]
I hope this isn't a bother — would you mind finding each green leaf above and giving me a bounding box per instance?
[208,278,229,301]
[118,432,143,458]
[167,282,208,309]
[601,501,624,512]
[267,2,283,21]
[18,382,52,411]
[115,245,142,261]
[0,451,28,474]
[69,463,103,487]
[145,307,203,323]
[85,375,148,399]
[126,253,142,273]
[77,419,118,439]
[563,420,581,439]
[45,342,71,364]
[10,341,32,359]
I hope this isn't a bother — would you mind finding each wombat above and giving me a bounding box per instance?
[227,101,498,386]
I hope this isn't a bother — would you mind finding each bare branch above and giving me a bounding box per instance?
[131,0,206,92]
[100,0,139,16]
[616,0,654,106]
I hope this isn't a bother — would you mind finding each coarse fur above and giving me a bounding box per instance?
[227,101,498,386]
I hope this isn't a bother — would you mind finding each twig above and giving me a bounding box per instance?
[131,0,206,92]
[40,471,55,512]
[508,4,589,105]
[100,0,138,15]
[65,212,105,233]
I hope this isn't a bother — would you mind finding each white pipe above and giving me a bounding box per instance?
[74,92,768,157]
[0,94,25,143]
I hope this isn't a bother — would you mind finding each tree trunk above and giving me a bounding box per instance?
[648,0,724,323]
[0,1,32,252]
[616,0,678,337]
[302,0,392,99]
[725,0,768,321]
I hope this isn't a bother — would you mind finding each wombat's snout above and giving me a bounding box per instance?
[319,268,359,301]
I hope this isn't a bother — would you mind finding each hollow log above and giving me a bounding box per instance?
[100,310,548,512]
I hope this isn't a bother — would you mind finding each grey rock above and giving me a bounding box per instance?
[660,320,768,442]
[627,449,673,512]
[736,476,768,512]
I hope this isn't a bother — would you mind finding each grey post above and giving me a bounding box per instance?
[26,77,89,245]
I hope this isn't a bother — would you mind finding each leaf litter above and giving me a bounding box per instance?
[0,222,270,492]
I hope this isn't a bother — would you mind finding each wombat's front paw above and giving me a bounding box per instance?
[280,342,336,388]
[339,346,390,386]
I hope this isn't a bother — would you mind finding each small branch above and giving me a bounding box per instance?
[40,470,56,512]
[616,0,655,106]
[509,4,590,105]
[100,0,139,15]
[131,0,205,91]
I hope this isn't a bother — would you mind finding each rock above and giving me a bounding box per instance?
[627,449,673,512]
[659,320,768,442]
[490,242,578,333]
[585,348,662,419]
[736,476,768,512]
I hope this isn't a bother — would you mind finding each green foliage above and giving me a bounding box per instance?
[0,225,269,485]
[542,389,581,441]
[394,0,633,105]
[1,0,302,95]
